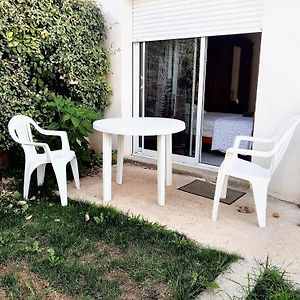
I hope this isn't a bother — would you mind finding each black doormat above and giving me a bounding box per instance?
[178,180,245,205]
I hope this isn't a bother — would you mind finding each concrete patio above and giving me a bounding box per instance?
[68,163,300,284]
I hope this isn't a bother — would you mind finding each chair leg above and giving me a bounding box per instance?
[52,162,68,206]
[252,179,269,228]
[212,171,226,221]
[221,174,229,199]
[37,164,46,187]
[24,163,34,200]
[70,157,80,189]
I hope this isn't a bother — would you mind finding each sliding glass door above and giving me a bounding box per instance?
[133,34,259,169]
[137,38,201,161]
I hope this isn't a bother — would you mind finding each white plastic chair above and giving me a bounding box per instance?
[212,115,300,227]
[8,115,80,206]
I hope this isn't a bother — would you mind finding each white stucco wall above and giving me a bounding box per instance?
[91,0,300,204]
[90,0,132,154]
[254,0,300,203]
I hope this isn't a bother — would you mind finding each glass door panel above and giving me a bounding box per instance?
[140,38,200,157]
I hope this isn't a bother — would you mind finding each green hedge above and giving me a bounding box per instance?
[0,0,111,150]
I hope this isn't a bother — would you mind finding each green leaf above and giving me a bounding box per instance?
[93,214,104,225]
[37,79,44,88]
[82,120,92,131]
[21,204,29,214]
[13,191,22,200]
[46,102,57,109]
[6,31,13,38]
[79,126,88,136]
[48,122,60,130]
[32,241,41,253]
[207,281,220,290]
[71,117,80,128]
[63,114,71,121]
[54,96,63,106]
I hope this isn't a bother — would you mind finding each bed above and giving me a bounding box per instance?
[199,112,254,152]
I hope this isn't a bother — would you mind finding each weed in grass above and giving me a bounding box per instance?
[245,259,300,300]
[47,248,60,265]
[24,241,42,254]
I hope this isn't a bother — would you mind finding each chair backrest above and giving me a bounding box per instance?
[8,115,38,157]
[270,115,300,175]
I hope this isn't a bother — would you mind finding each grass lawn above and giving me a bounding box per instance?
[246,261,300,300]
[0,176,238,300]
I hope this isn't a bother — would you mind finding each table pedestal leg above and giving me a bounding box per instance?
[157,135,166,206]
[116,135,124,184]
[103,133,112,203]
[165,134,172,186]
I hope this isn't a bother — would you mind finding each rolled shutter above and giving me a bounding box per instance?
[132,0,264,42]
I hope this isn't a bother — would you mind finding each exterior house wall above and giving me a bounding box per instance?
[90,0,133,155]
[95,0,300,204]
[254,0,300,203]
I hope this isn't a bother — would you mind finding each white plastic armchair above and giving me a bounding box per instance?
[212,115,300,227]
[8,115,80,206]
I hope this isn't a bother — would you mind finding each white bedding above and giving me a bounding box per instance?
[202,112,238,137]
[210,114,253,152]
[188,109,254,152]
[200,112,253,152]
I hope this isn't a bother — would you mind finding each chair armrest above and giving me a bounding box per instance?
[33,124,70,150]
[22,142,52,158]
[233,135,275,148]
[43,130,70,150]
[227,147,275,158]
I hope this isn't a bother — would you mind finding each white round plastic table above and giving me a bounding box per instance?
[93,117,185,205]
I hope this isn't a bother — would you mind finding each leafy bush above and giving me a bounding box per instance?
[0,0,111,152]
[46,94,101,170]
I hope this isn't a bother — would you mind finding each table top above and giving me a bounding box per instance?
[93,117,185,136]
